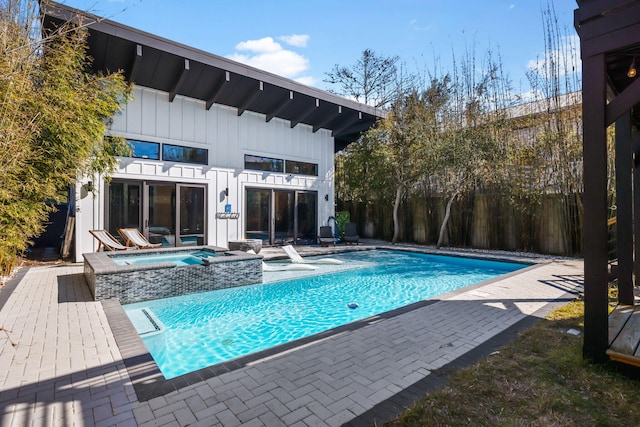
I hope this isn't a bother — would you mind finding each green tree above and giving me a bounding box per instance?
[324,49,411,108]
[340,84,446,244]
[0,0,131,273]
[431,58,508,248]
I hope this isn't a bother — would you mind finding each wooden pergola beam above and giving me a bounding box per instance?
[615,111,635,305]
[581,52,610,363]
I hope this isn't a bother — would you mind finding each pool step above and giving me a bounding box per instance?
[127,308,165,336]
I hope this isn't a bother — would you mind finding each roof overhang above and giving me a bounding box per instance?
[575,0,640,127]
[41,1,385,151]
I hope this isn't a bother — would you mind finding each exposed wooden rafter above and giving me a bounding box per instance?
[237,81,264,116]
[313,105,341,133]
[169,59,189,102]
[266,91,293,122]
[289,98,319,129]
[205,71,230,110]
[128,44,143,84]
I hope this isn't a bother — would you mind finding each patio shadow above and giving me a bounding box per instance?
[57,273,93,303]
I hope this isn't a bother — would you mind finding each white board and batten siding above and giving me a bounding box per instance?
[76,86,336,261]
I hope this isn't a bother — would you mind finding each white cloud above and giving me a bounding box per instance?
[527,34,581,78]
[227,35,312,80]
[278,34,309,48]
[509,4,515,9]
[294,76,318,87]
[410,18,432,31]
[235,37,282,53]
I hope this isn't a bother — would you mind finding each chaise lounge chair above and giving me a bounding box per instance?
[245,248,318,271]
[89,229,131,251]
[118,228,163,249]
[344,222,359,245]
[282,245,344,264]
[318,226,335,247]
[262,261,318,271]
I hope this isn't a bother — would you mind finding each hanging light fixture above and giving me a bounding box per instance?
[628,56,637,78]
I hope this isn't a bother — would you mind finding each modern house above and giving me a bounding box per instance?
[42,2,383,263]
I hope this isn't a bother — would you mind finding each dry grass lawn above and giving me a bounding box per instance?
[387,301,640,426]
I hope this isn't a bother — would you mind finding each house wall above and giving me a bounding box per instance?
[75,86,336,261]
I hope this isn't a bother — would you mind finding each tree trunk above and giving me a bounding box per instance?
[437,191,459,248]
[391,185,403,244]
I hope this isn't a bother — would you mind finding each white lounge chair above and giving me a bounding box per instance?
[282,245,344,264]
[244,248,318,271]
[262,261,317,271]
[89,229,131,251]
[118,228,162,249]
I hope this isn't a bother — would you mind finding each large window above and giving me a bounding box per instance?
[129,140,160,160]
[244,154,318,176]
[163,144,208,165]
[126,139,208,165]
[244,155,284,172]
[285,160,318,176]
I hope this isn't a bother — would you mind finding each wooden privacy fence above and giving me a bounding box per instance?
[340,193,582,256]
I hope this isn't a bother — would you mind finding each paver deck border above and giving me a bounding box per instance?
[344,290,575,426]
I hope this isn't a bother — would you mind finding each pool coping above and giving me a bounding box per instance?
[102,247,545,402]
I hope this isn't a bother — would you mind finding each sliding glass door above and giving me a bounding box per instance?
[107,180,206,246]
[245,188,317,246]
[274,191,295,245]
[147,183,175,245]
[107,181,141,237]
[245,189,270,242]
[296,191,317,245]
[178,185,205,246]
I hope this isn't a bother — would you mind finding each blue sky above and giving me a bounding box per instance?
[60,0,579,96]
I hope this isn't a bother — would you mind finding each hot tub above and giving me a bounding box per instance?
[110,250,219,266]
[83,246,262,304]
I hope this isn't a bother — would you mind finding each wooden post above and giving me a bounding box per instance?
[582,53,610,363]
[616,112,635,304]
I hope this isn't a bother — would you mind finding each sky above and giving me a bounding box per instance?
[59,0,579,97]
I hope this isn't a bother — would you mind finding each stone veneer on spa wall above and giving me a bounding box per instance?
[83,246,262,304]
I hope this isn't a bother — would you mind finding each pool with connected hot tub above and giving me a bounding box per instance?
[83,246,262,304]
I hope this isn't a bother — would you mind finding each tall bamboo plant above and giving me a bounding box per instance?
[520,1,584,255]
[0,0,131,273]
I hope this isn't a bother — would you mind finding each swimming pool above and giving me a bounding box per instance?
[123,250,528,379]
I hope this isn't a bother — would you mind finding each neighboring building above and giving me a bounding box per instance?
[43,2,383,262]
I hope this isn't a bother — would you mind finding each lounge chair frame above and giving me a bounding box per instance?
[318,226,335,247]
[89,229,130,251]
[344,222,359,245]
[282,245,343,264]
[118,228,163,249]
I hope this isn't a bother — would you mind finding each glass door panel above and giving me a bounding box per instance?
[274,191,295,245]
[106,181,141,238]
[246,189,271,243]
[178,185,206,246]
[296,192,317,244]
[147,183,176,246]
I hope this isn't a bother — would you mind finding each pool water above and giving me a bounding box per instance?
[123,250,527,379]
[111,250,218,266]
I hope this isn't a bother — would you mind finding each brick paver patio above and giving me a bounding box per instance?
[0,246,583,426]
